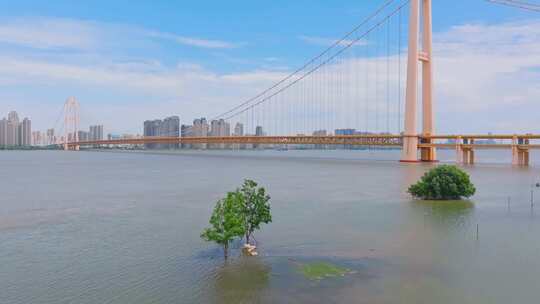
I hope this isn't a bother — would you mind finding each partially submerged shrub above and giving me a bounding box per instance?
[408,165,476,200]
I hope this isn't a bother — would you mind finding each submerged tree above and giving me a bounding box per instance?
[240,179,272,245]
[201,191,246,259]
[408,165,476,200]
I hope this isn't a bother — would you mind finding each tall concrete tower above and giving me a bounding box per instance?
[401,0,436,162]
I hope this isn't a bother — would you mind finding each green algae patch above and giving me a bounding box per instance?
[298,262,350,280]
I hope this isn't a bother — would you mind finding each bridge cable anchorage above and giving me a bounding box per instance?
[485,0,540,12]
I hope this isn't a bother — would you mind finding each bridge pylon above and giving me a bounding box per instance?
[63,97,80,151]
[401,0,436,163]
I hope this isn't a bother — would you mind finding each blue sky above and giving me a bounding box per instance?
[0,0,539,134]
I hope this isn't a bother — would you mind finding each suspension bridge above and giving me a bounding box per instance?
[55,0,539,166]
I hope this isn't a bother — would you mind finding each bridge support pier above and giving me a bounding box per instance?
[512,136,530,166]
[401,135,419,162]
[420,148,437,162]
[63,144,79,151]
[462,148,475,165]
[455,136,463,163]
[460,138,475,165]
[420,138,437,162]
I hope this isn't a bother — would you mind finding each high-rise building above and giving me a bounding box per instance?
[8,111,19,123]
[98,125,104,140]
[232,123,245,150]
[161,116,180,137]
[181,124,193,149]
[255,126,264,136]
[161,116,180,149]
[210,119,230,137]
[143,116,180,149]
[20,118,31,146]
[143,119,161,149]
[144,120,161,136]
[0,118,7,146]
[47,129,55,145]
[209,119,230,149]
[89,126,95,140]
[181,124,192,137]
[0,111,32,147]
[191,118,209,149]
[7,111,19,146]
[234,123,244,136]
[89,125,104,141]
[192,118,209,137]
[78,130,89,141]
[32,131,42,146]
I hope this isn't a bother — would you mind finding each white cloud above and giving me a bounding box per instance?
[0,18,98,50]
[0,18,539,135]
[0,54,287,132]
[433,20,540,115]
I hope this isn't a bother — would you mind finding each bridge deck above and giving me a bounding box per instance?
[66,134,540,149]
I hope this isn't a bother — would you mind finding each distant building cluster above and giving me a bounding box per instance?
[0,111,31,147]
[144,116,180,149]
[0,110,107,148]
[73,125,104,142]
[181,118,254,149]
[142,115,272,150]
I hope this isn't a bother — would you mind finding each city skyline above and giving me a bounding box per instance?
[0,1,538,135]
[0,111,31,147]
[0,109,112,147]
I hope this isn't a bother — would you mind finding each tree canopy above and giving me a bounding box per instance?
[201,179,273,259]
[240,179,272,244]
[201,191,246,258]
[408,165,476,200]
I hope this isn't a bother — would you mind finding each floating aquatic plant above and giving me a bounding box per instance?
[297,262,350,280]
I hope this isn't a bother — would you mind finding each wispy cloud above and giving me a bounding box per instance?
[146,31,241,49]
[0,17,240,51]
[0,18,98,50]
[299,35,367,47]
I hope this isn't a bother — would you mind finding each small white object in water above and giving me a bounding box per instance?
[243,244,258,256]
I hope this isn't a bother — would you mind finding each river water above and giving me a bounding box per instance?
[1,150,539,303]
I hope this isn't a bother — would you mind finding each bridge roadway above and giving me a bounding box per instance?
[66,134,540,165]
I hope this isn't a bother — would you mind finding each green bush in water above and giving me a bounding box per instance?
[408,165,476,200]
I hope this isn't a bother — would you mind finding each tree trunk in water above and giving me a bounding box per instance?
[245,233,250,245]
[224,243,229,259]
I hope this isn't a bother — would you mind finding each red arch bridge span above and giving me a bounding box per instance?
[66,134,540,166]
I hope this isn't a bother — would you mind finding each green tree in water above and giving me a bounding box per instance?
[201,191,245,259]
[240,179,272,245]
[408,165,476,200]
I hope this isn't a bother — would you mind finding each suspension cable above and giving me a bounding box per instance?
[222,0,411,122]
[211,0,401,121]
[485,0,540,12]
